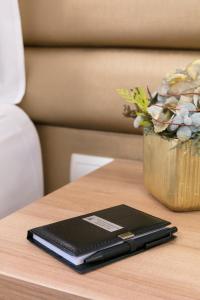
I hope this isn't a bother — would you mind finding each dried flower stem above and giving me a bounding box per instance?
[159,92,200,97]
[152,117,193,126]
[153,103,200,112]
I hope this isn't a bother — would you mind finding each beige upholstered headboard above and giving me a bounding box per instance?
[18,0,200,192]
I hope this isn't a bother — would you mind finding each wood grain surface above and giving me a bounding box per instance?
[0,159,200,300]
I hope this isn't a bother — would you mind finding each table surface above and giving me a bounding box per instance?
[0,159,200,300]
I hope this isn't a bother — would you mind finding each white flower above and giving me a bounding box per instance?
[186,59,200,80]
[183,116,192,126]
[176,126,192,141]
[179,107,189,116]
[133,116,143,128]
[180,103,196,112]
[165,96,178,107]
[165,73,188,85]
[178,103,196,117]
[179,95,192,104]
[168,115,183,131]
[191,113,200,127]
[147,105,163,119]
[157,95,166,103]
[157,80,169,95]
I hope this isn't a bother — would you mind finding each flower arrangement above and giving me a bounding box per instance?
[116,60,200,150]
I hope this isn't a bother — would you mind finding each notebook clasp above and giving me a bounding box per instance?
[118,231,135,240]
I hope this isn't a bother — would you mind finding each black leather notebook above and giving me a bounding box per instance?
[27,204,177,273]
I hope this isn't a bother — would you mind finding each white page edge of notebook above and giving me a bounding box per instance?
[32,225,169,266]
[32,234,122,265]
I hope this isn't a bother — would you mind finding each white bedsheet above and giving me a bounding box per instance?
[0,104,43,218]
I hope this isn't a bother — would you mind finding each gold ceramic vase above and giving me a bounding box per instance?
[143,133,200,211]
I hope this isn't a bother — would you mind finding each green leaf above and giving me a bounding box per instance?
[116,88,134,103]
[134,87,149,112]
[140,120,152,127]
[116,87,149,113]
[136,112,145,117]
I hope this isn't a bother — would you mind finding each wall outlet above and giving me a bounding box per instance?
[70,153,113,182]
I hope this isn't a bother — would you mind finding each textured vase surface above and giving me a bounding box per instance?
[144,133,200,211]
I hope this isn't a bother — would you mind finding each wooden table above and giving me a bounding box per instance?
[0,159,200,300]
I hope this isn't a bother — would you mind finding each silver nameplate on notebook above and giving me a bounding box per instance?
[83,215,123,232]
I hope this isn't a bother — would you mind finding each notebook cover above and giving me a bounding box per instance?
[27,204,170,257]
